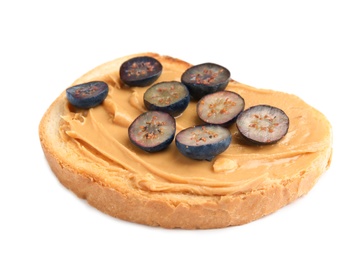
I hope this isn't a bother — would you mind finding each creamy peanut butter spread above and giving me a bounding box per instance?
[60,57,332,196]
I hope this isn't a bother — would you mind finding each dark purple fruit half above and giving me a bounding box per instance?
[236,105,289,145]
[128,111,176,153]
[66,81,109,109]
[143,81,190,117]
[197,91,245,127]
[181,63,231,100]
[120,56,162,87]
[175,125,232,161]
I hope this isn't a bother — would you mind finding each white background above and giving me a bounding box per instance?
[1,0,359,259]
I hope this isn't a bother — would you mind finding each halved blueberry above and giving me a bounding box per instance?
[66,81,109,109]
[120,56,163,87]
[236,105,289,145]
[175,125,232,161]
[143,81,190,117]
[197,90,245,127]
[181,63,231,100]
[128,111,176,153]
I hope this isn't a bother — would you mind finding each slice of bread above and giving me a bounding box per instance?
[39,52,332,229]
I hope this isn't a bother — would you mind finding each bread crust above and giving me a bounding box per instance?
[39,53,332,229]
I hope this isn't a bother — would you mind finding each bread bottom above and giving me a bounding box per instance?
[43,144,331,229]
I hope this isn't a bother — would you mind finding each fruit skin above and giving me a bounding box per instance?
[143,81,190,117]
[197,90,245,127]
[66,81,109,109]
[181,62,231,100]
[128,111,176,153]
[119,56,163,87]
[236,104,289,145]
[175,125,232,161]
